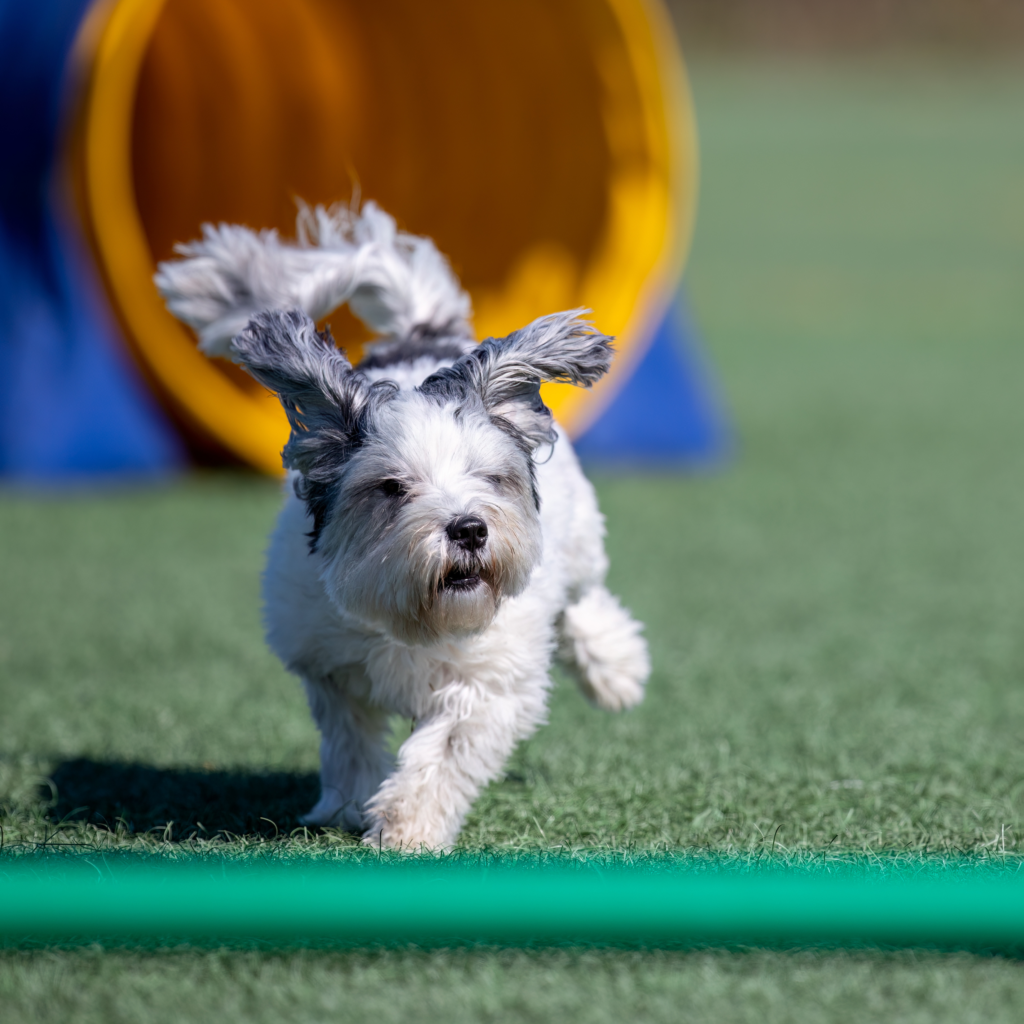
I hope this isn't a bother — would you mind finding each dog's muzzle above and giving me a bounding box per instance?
[441,515,488,591]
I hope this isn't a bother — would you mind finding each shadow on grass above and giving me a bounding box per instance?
[46,758,321,839]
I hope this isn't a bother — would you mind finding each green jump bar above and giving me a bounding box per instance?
[2,859,1023,950]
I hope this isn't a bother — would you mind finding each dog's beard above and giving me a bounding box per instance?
[331,549,501,646]
[430,552,499,640]
[322,512,540,646]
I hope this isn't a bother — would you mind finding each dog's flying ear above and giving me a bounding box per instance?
[230,309,385,481]
[418,310,614,448]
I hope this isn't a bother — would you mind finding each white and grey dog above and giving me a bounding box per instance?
[156,202,649,849]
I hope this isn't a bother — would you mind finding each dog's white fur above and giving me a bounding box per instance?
[157,203,649,849]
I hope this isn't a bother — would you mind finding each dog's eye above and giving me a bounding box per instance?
[487,475,504,489]
[379,479,405,497]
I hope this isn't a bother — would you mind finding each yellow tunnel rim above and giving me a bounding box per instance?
[77,0,697,474]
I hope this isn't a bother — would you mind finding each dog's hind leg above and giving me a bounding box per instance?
[558,586,649,712]
[548,445,647,710]
[300,671,393,830]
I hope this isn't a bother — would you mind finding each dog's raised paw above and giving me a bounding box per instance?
[560,587,650,712]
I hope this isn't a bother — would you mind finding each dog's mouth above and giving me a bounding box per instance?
[440,567,482,591]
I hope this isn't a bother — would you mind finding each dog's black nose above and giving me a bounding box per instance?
[447,515,488,551]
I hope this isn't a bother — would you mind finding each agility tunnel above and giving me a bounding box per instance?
[1,0,727,477]
[3,856,1024,951]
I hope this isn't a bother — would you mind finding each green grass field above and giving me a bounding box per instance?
[3,55,1024,1021]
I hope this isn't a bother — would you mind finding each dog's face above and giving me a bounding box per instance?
[317,391,542,643]
[231,308,612,645]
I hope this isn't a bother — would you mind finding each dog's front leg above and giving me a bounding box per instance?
[362,681,545,850]
[301,671,393,831]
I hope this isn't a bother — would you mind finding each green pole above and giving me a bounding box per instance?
[2,859,1023,950]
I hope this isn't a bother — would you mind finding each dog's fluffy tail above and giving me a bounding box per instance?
[154,201,473,358]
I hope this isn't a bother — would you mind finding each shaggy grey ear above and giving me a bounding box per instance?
[418,309,614,448]
[231,309,396,547]
[230,308,373,479]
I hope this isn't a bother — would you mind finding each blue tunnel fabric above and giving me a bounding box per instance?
[574,293,730,467]
[0,0,184,480]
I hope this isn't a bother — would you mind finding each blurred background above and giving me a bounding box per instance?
[0,0,725,479]
[4,0,1023,482]
[670,0,1024,50]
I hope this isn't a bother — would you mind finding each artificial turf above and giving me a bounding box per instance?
[2,54,1024,1021]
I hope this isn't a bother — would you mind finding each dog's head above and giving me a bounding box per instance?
[232,308,613,644]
